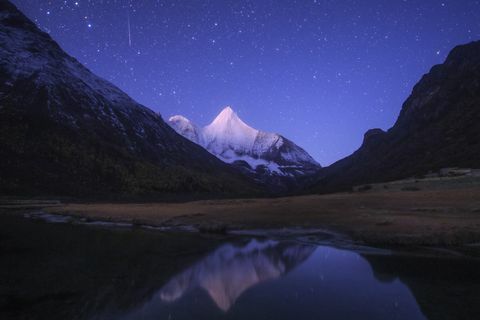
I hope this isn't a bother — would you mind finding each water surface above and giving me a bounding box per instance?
[1,213,479,320]
[115,239,426,320]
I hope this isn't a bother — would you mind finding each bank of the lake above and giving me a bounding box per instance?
[32,186,480,248]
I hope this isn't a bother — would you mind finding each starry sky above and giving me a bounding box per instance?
[11,0,480,165]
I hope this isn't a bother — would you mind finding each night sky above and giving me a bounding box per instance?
[11,0,480,165]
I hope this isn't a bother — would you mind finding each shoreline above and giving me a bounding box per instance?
[2,201,480,320]
[1,215,478,261]
[2,186,480,257]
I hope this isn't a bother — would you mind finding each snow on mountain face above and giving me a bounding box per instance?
[169,106,321,176]
[203,107,259,155]
[168,115,203,144]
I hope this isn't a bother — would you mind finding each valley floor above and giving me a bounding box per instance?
[32,184,480,248]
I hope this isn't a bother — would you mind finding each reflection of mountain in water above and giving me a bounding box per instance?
[5,212,480,320]
[158,239,315,311]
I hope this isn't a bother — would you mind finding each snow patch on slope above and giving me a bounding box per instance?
[169,115,203,144]
[220,151,282,174]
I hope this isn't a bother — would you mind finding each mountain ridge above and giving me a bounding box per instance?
[169,106,321,178]
[312,40,480,193]
[0,0,258,198]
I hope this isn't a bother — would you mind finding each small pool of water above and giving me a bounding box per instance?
[1,213,479,320]
[113,239,427,320]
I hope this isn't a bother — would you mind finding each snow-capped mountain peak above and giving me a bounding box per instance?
[207,106,247,129]
[168,115,202,143]
[204,106,259,153]
[210,106,235,123]
[168,106,321,177]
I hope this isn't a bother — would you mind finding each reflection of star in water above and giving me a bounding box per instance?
[158,239,315,311]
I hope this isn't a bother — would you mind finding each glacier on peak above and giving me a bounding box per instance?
[168,106,320,176]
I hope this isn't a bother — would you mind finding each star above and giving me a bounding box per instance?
[15,0,480,166]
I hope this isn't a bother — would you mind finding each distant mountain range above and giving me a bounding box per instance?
[312,40,480,192]
[0,1,257,198]
[169,107,320,178]
[1,0,479,198]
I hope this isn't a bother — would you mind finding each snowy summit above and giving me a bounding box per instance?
[169,106,321,176]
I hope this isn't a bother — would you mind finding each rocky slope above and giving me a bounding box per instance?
[0,1,257,198]
[169,107,321,190]
[313,40,480,192]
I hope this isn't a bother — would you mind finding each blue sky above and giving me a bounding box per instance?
[13,0,480,165]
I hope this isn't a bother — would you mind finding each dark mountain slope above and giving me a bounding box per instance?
[0,1,257,198]
[313,40,480,192]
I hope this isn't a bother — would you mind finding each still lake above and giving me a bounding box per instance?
[0,213,479,320]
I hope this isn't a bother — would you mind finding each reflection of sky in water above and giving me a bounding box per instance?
[115,239,426,320]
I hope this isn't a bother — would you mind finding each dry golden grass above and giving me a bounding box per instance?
[44,187,480,245]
